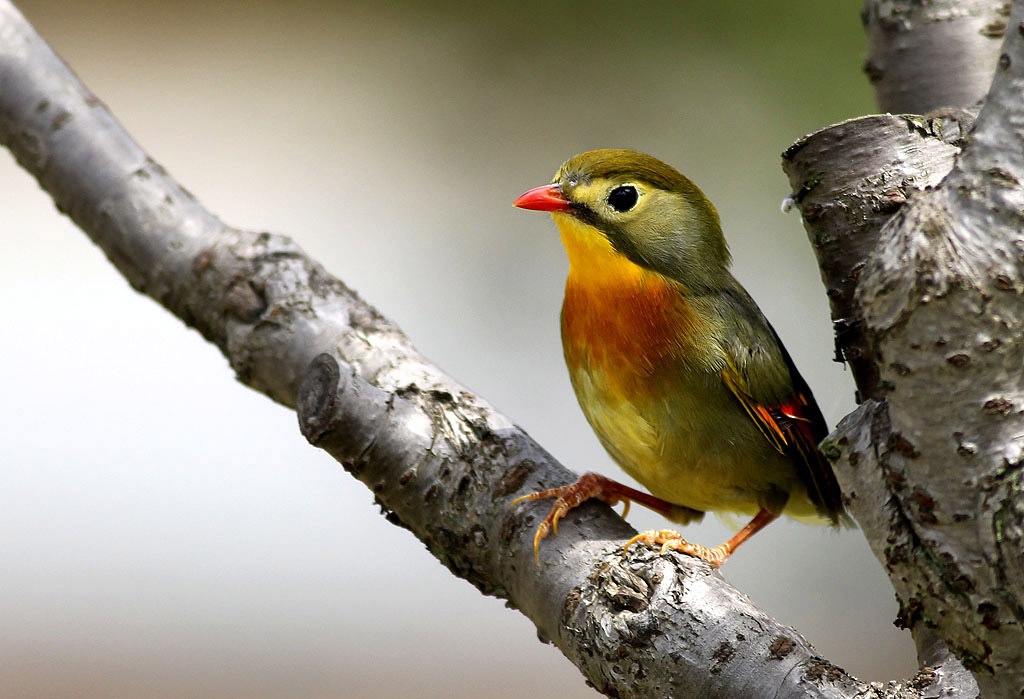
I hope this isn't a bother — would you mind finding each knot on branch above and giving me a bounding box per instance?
[298,353,341,444]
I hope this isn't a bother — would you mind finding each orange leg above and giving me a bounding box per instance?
[511,472,681,564]
[624,508,778,567]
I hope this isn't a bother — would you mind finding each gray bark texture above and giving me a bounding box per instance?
[781,1,1024,696]
[862,0,1007,113]
[1,0,1020,696]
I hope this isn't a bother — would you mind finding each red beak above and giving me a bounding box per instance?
[513,184,573,212]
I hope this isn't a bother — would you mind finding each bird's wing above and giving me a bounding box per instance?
[715,290,846,525]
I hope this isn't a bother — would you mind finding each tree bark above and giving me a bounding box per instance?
[782,112,966,401]
[862,0,1007,113]
[781,2,1023,695]
[1,0,1020,695]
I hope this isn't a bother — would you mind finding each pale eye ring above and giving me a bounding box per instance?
[607,185,638,212]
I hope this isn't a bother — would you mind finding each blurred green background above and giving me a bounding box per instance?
[0,0,913,696]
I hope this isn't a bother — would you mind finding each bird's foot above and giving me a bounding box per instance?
[623,529,731,567]
[511,472,637,564]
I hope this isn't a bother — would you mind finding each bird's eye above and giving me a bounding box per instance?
[607,185,638,213]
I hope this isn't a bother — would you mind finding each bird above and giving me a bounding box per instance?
[510,148,847,567]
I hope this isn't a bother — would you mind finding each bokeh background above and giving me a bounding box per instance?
[0,1,915,696]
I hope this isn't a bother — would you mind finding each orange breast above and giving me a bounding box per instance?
[556,215,700,398]
[563,278,684,376]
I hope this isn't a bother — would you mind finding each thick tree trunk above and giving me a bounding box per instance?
[2,0,1021,695]
[861,0,1006,113]
[782,2,1023,695]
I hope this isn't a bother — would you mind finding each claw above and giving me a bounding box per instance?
[514,484,584,564]
[623,529,729,567]
[623,528,680,554]
[532,521,550,564]
[620,509,779,567]
[509,491,543,508]
[511,472,701,565]
[512,486,576,563]
[511,472,641,565]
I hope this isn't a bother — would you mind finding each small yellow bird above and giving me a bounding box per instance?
[512,149,846,566]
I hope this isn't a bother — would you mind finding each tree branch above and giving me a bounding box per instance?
[782,112,965,400]
[861,0,1007,113]
[782,1,1024,695]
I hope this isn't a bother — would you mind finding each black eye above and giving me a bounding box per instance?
[607,185,638,212]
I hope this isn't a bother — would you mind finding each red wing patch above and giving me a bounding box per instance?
[722,369,843,525]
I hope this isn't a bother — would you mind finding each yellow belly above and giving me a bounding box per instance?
[568,359,825,522]
[571,363,755,511]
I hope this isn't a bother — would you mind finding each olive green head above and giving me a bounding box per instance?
[551,148,731,289]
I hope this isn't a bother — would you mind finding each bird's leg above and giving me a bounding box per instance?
[624,508,778,568]
[511,472,680,564]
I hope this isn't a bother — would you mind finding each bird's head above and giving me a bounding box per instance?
[514,149,730,289]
